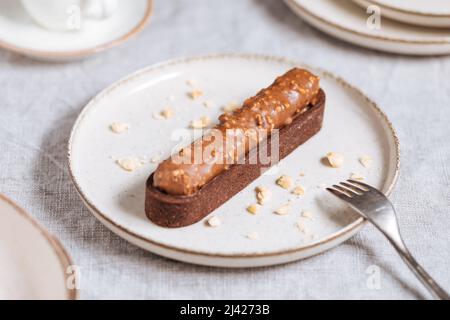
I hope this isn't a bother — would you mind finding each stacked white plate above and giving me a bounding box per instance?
[0,194,77,300]
[285,0,450,55]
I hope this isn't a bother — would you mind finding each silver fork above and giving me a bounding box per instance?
[327,179,450,300]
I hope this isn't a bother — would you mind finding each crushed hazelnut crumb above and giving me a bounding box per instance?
[160,107,175,119]
[246,204,260,215]
[222,101,239,113]
[255,186,272,205]
[275,203,291,216]
[116,158,143,172]
[301,210,313,219]
[188,90,203,100]
[207,216,221,227]
[186,79,198,87]
[296,220,306,233]
[152,112,164,120]
[326,152,344,168]
[276,175,293,190]
[190,116,210,129]
[246,231,259,240]
[203,100,215,108]
[350,173,365,181]
[172,169,184,177]
[110,122,129,134]
[359,155,373,168]
[292,185,306,196]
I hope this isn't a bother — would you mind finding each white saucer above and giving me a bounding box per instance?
[353,0,450,28]
[0,0,152,61]
[68,54,399,268]
[0,194,77,299]
[285,0,450,56]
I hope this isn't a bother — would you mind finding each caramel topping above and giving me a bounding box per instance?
[154,68,320,195]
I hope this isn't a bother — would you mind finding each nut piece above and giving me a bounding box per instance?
[190,116,210,129]
[301,210,313,219]
[246,204,260,215]
[246,231,259,240]
[203,100,215,108]
[359,155,373,168]
[326,152,344,168]
[255,186,272,205]
[276,175,293,190]
[275,203,291,216]
[350,173,365,181]
[152,111,164,120]
[160,107,175,119]
[222,101,239,113]
[116,158,143,172]
[188,90,203,100]
[186,79,198,87]
[292,185,306,196]
[110,122,129,134]
[296,220,306,233]
[207,216,221,227]
[152,107,175,120]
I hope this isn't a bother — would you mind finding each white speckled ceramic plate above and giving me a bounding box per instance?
[68,54,399,267]
[0,0,152,61]
[352,0,450,28]
[286,0,450,56]
[0,194,77,299]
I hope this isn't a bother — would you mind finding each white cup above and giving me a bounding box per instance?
[21,0,118,31]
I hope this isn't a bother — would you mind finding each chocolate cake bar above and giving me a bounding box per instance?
[145,87,325,228]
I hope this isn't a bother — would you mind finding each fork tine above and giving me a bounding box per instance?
[326,188,353,201]
[340,182,365,194]
[333,184,356,197]
[347,179,374,191]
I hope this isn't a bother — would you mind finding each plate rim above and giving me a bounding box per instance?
[67,53,400,259]
[0,193,78,300]
[367,0,450,17]
[286,0,450,45]
[0,0,153,59]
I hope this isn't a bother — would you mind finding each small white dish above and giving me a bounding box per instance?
[0,193,77,300]
[0,0,152,61]
[352,0,450,28]
[285,0,450,56]
[68,54,400,268]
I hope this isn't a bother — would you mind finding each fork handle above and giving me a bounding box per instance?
[389,239,450,300]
